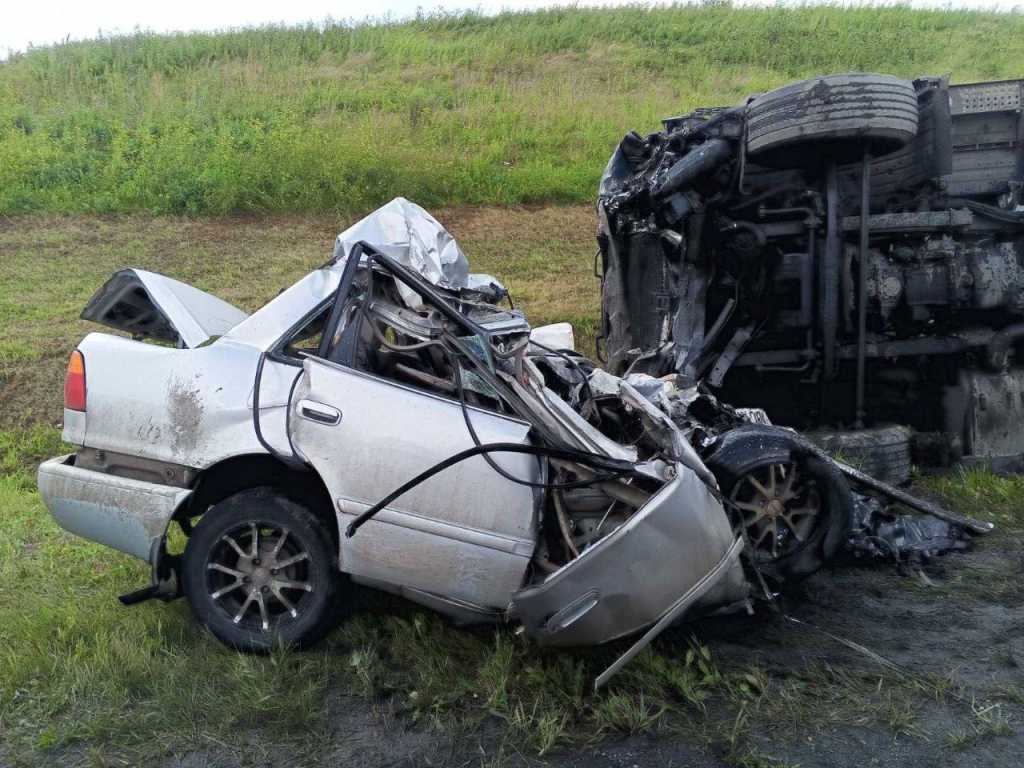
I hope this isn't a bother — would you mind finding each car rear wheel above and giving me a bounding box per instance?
[182,488,343,651]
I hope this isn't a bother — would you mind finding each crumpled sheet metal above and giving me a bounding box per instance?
[511,465,747,648]
[617,379,717,487]
[332,197,470,306]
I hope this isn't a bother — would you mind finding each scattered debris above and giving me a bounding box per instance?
[848,494,971,562]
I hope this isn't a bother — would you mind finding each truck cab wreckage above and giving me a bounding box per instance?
[598,74,1024,481]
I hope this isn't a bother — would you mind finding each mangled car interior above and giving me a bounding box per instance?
[37,72,1019,688]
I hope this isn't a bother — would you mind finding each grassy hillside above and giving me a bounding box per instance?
[1,5,1023,215]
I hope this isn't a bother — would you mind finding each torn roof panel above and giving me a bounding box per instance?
[332,198,469,306]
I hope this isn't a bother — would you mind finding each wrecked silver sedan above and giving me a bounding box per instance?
[37,199,981,686]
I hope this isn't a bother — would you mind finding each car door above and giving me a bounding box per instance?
[287,275,540,610]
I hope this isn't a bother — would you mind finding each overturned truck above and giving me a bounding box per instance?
[598,75,1024,479]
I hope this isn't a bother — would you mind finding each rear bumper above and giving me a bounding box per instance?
[37,454,192,563]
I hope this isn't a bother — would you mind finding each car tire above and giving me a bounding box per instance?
[704,425,853,584]
[806,424,913,486]
[745,73,919,166]
[182,487,344,651]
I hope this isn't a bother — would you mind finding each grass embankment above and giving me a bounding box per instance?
[2,5,1024,215]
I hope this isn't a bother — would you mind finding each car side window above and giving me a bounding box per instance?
[280,304,329,361]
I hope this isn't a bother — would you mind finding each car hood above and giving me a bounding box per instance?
[81,268,249,348]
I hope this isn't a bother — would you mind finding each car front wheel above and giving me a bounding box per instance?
[704,425,853,584]
[182,488,343,651]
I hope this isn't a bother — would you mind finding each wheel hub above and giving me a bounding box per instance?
[728,461,822,562]
[205,523,314,631]
[250,565,272,588]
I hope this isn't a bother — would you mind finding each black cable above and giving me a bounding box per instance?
[345,441,638,537]
[283,366,303,461]
[452,361,629,491]
[252,351,306,470]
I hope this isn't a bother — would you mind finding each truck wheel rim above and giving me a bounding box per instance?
[205,522,314,631]
[729,462,821,562]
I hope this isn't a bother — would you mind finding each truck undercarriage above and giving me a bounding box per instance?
[597,75,1024,477]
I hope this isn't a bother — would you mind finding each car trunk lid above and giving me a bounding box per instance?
[81,268,249,348]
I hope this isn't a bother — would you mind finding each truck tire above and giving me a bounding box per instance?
[746,73,919,166]
[704,425,853,584]
[182,487,344,651]
[838,80,950,208]
[806,425,913,486]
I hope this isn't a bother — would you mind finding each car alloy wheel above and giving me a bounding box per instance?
[205,522,315,632]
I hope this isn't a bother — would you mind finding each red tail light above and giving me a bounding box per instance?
[64,350,87,412]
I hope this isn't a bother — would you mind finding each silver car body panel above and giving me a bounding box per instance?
[224,268,340,349]
[63,408,87,446]
[507,360,638,463]
[593,535,745,689]
[352,575,504,624]
[332,197,469,308]
[81,268,249,349]
[511,465,747,646]
[72,332,300,466]
[67,266,347,466]
[38,454,191,562]
[290,356,541,609]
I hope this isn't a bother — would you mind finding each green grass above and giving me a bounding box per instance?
[2,5,1024,214]
[0,424,66,483]
[3,423,1015,764]
[918,466,1024,533]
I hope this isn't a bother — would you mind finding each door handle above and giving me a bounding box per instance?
[297,399,342,426]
